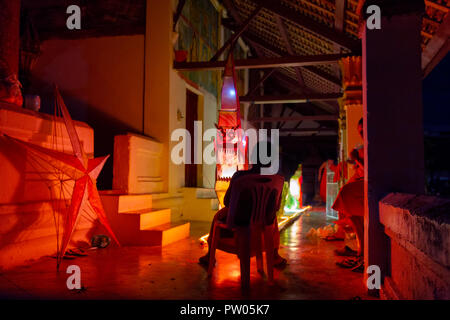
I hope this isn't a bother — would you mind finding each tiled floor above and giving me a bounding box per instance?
[0,208,373,300]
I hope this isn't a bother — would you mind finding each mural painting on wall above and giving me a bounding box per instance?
[178,0,220,96]
[224,28,247,98]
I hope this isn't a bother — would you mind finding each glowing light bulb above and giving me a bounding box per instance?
[229,89,236,97]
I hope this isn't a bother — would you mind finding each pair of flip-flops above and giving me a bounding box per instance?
[334,245,358,257]
[52,248,88,260]
[336,258,364,273]
[66,248,88,257]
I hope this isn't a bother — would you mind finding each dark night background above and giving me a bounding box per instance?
[423,53,450,196]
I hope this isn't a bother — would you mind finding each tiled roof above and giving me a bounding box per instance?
[226,0,449,93]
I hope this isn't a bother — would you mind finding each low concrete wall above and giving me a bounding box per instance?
[379,193,450,299]
[0,104,96,270]
[113,133,163,194]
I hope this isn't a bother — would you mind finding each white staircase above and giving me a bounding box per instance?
[99,133,190,246]
[100,192,190,246]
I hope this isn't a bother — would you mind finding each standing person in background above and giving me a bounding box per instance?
[332,118,365,273]
[318,159,336,204]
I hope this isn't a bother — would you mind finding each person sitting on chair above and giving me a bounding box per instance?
[199,141,287,269]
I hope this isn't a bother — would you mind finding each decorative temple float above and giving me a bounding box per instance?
[214,51,248,208]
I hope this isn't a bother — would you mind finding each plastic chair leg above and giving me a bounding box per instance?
[237,227,251,289]
[208,225,218,277]
[255,231,264,275]
[263,226,274,283]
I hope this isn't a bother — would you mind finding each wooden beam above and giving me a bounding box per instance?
[240,93,342,104]
[250,115,339,122]
[256,0,361,52]
[275,15,305,88]
[270,72,338,114]
[210,3,263,61]
[174,54,345,71]
[276,104,289,129]
[279,127,338,134]
[222,20,342,87]
[422,11,450,77]
[334,0,347,32]
[246,69,275,96]
[173,0,186,31]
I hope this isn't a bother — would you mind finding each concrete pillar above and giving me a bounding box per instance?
[362,0,425,291]
[0,0,21,76]
[144,0,173,192]
[0,0,22,107]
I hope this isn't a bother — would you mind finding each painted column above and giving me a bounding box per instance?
[144,0,173,192]
[362,0,425,292]
[341,56,363,180]
[0,0,22,106]
[0,0,20,75]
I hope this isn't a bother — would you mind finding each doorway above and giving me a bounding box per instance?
[185,89,198,187]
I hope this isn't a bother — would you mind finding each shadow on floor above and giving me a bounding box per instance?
[0,208,374,300]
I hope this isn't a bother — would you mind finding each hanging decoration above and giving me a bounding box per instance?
[214,50,248,207]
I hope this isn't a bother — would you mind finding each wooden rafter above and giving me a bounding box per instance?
[255,0,361,52]
[246,69,275,96]
[276,104,288,129]
[222,19,342,87]
[174,54,345,71]
[240,93,342,104]
[271,72,338,114]
[422,10,450,77]
[173,0,186,31]
[275,14,305,89]
[334,0,347,32]
[279,127,338,134]
[250,115,338,122]
[210,2,264,61]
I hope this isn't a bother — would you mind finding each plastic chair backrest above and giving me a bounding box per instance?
[227,173,285,228]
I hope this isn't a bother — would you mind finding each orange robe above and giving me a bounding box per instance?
[332,148,364,218]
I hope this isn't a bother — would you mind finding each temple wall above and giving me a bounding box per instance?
[29,32,218,193]
[30,35,146,189]
[169,70,187,193]
[379,193,450,299]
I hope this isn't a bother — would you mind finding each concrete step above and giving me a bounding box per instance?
[151,192,184,221]
[99,191,153,213]
[122,221,190,246]
[99,191,190,247]
[121,208,171,230]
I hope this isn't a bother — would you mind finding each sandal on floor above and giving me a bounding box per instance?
[274,257,287,269]
[351,262,365,273]
[334,246,358,257]
[198,254,210,267]
[66,249,88,257]
[336,258,359,268]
